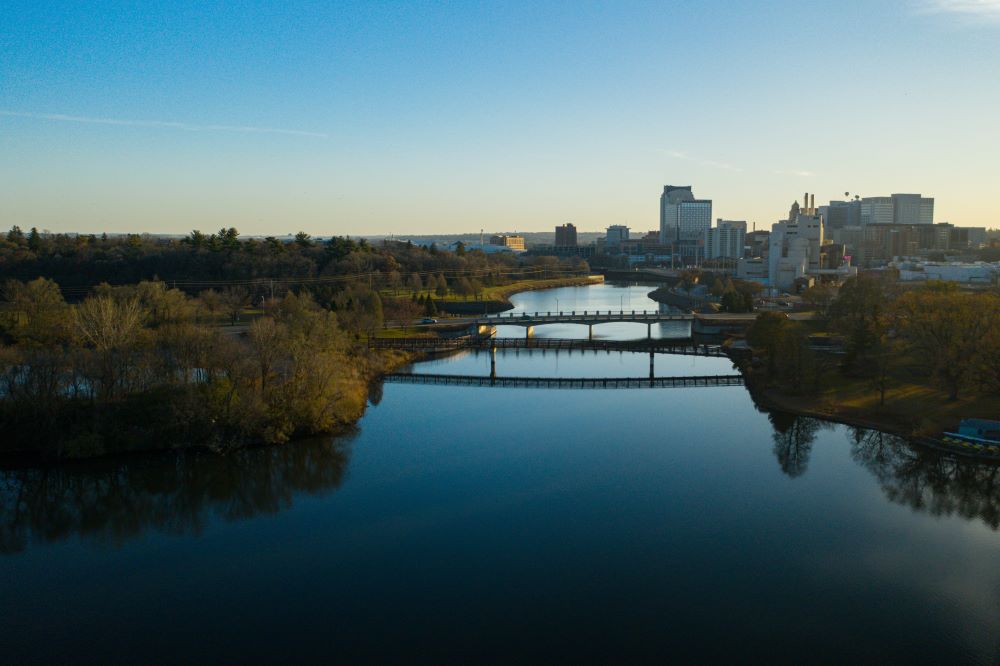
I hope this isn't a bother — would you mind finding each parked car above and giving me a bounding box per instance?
[420,318,438,324]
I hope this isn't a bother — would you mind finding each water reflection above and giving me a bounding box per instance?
[763,411,1000,530]
[0,436,351,554]
[768,412,832,478]
[6,411,1000,554]
[849,427,1000,530]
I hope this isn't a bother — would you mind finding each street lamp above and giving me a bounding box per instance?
[556,298,560,314]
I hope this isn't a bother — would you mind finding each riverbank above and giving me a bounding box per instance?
[647,285,713,312]
[0,346,419,464]
[743,367,1000,459]
[2,277,602,463]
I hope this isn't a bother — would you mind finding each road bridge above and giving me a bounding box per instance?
[384,373,744,389]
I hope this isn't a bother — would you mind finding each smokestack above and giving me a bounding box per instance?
[810,194,815,213]
[804,192,808,210]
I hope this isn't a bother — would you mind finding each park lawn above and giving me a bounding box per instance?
[766,353,1000,436]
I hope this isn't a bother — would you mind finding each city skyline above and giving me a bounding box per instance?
[3,1,1000,235]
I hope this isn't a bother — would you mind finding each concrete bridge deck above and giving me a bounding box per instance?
[384,373,745,389]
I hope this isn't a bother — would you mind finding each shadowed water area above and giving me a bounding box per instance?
[3,283,1000,663]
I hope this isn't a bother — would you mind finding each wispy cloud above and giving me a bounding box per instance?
[917,0,1000,21]
[659,148,742,172]
[775,169,816,178]
[0,110,328,138]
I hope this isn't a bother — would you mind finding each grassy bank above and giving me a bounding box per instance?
[478,274,604,304]
[383,275,603,307]
[754,374,1000,440]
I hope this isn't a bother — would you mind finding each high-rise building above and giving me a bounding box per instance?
[705,220,746,260]
[606,225,629,245]
[858,193,933,226]
[861,197,894,226]
[555,223,578,247]
[745,230,771,258]
[659,185,712,245]
[891,193,934,225]
[824,200,862,230]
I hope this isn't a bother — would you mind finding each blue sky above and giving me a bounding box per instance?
[2,0,999,234]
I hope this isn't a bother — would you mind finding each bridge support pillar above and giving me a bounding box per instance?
[647,323,651,340]
[649,350,655,380]
[490,345,497,380]
[525,326,534,340]
[588,324,593,341]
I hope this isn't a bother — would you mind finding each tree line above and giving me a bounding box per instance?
[0,226,588,299]
[746,275,1000,404]
[0,276,400,458]
[0,230,592,458]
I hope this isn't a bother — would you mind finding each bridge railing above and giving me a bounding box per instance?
[482,309,688,321]
[369,336,728,357]
[384,373,745,389]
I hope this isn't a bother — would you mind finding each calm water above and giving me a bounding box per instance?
[3,283,1000,663]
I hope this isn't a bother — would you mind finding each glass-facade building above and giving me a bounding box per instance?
[659,185,712,244]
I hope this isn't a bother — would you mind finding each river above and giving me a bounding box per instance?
[3,282,1000,663]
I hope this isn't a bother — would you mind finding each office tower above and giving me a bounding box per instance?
[554,223,578,247]
[824,200,862,230]
[891,193,934,225]
[859,193,934,226]
[606,225,629,245]
[659,185,712,244]
[860,197,894,226]
[705,220,747,260]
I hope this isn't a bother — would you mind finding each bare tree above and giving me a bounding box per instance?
[249,317,283,392]
[220,287,250,325]
[75,296,144,400]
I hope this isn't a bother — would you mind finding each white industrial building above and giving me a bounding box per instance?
[768,194,857,291]
[894,260,1000,284]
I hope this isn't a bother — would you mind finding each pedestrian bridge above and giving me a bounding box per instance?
[474,309,692,339]
[384,373,745,390]
[481,309,693,325]
[369,336,728,358]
